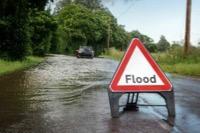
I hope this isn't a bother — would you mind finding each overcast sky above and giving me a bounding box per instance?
[103,0,200,45]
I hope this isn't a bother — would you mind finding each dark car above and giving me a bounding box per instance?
[76,46,94,58]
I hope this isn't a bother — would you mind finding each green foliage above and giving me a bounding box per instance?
[112,25,129,50]
[129,30,153,44]
[50,29,62,54]
[0,0,138,59]
[147,43,158,53]
[159,63,200,77]
[157,35,170,52]
[171,41,182,49]
[0,0,31,60]
[102,47,124,61]
[57,0,103,10]
[57,4,92,53]
[56,4,128,56]
[74,0,103,9]
[30,11,58,56]
[0,0,51,60]
[129,30,157,52]
[152,45,200,76]
[28,0,51,10]
[2,0,198,68]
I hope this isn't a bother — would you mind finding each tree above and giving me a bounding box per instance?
[0,0,31,60]
[198,41,200,47]
[74,0,103,9]
[30,11,58,56]
[56,0,103,11]
[57,4,100,54]
[157,35,170,52]
[171,41,182,49]
[112,25,129,50]
[28,0,51,10]
[129,30,157,52]
[56,3,129,55]
[0,0,52,60]
[94,9,127,52]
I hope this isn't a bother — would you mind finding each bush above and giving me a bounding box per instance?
[30,11,58,56]
[157,35,170,52]
[0,16,31,60]
[154,46,200,65]
[103,47,124,60]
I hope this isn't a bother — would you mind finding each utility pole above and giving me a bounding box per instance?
[107,18,111,50]
[107,24,110,50]
[184,0,192,56]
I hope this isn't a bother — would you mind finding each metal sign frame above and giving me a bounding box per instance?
[108,38,175,125]
[108,89,175,125]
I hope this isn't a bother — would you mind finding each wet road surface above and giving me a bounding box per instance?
[0,55,200,133]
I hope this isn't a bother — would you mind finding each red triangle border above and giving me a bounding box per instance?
[110,38,172,92]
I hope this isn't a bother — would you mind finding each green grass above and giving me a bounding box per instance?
[159,63,200,77]
[102,47,200,77]
[0,56,44,76]
[101,47,124,61]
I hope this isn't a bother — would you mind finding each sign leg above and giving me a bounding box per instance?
[124,93,139,111]
[159,89,175,125]
[108,90,123,117]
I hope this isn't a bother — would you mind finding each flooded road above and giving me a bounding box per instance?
[0,55,200,133]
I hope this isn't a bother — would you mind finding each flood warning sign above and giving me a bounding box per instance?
[109,38,172,92]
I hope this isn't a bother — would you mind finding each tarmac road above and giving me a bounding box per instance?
[0,55,200,133]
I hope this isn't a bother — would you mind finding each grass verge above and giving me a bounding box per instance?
[0,56,44,76]
[159,63,200,77]
[102,47,200,77]
[101,47,124,61]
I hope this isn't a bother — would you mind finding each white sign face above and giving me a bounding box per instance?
[118,46,164,86]
[110,38,172,92]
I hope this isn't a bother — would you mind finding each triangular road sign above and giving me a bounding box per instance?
[110,38,172,92]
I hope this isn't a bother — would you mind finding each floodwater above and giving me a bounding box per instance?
[0,55,200,133]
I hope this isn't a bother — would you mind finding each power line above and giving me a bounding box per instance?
[117,0,141,19]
